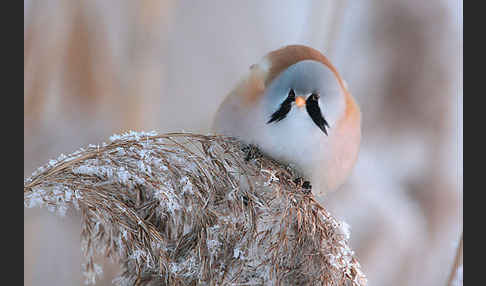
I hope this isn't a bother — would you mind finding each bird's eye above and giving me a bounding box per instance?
[288,89,296,100]
[309,93,320,100]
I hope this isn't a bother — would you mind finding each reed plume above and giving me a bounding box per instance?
[24,131,366,285]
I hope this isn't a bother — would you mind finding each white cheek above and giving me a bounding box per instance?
[255,106,327,176]
[319,91,345,129]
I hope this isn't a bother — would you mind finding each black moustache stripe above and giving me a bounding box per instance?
[267,96,293,124]
[306,97,330,135]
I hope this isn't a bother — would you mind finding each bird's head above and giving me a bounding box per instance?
[213,45,361,193]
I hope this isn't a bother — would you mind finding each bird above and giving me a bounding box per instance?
[212,45,361,195]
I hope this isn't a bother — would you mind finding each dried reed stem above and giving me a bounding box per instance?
[447,232,463,286]
[24,131,366,285]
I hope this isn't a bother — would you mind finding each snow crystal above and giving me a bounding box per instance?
[338,221,351,240]
[154,187,182,214]
[328,243,355,271]
[116,168,131,184]
[115,147,126,156]
[109,130,158,142]
[26,189,45,208]
[166,197,181,213]
[52,186,63,195]
[31,165,46,178]
[57,153,67,161]
[260,169,279,186]
[129,249,147,265]
[137,149,147,159]
[233,247,244,259]
[207,239,222,256]
[137,161,149,174]
[109,134,122,141]
[73,165,103,176]
[136,176,146,185]
[208,225,220,234]
[57,202,68,217]
[169,256,197,277]
[74,189,83,199]
[180,177,194,194]
[72,190,82,209]
[65,188,72,201]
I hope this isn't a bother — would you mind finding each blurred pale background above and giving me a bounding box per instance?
[24,1,462,285]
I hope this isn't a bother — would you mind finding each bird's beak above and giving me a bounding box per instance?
[295,96,306,108]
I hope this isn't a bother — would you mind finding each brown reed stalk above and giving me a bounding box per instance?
[447,232,463,286]
[24,131,367,285]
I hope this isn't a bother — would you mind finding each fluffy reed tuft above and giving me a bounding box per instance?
[24,131,366,285]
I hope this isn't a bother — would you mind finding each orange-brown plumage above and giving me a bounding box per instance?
[263,45,348,92]
[235,45,353,110]
[263,45,360,134]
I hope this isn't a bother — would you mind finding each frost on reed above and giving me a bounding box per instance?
[24,131,366,286]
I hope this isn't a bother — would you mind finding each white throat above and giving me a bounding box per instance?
[253,102,329,178]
